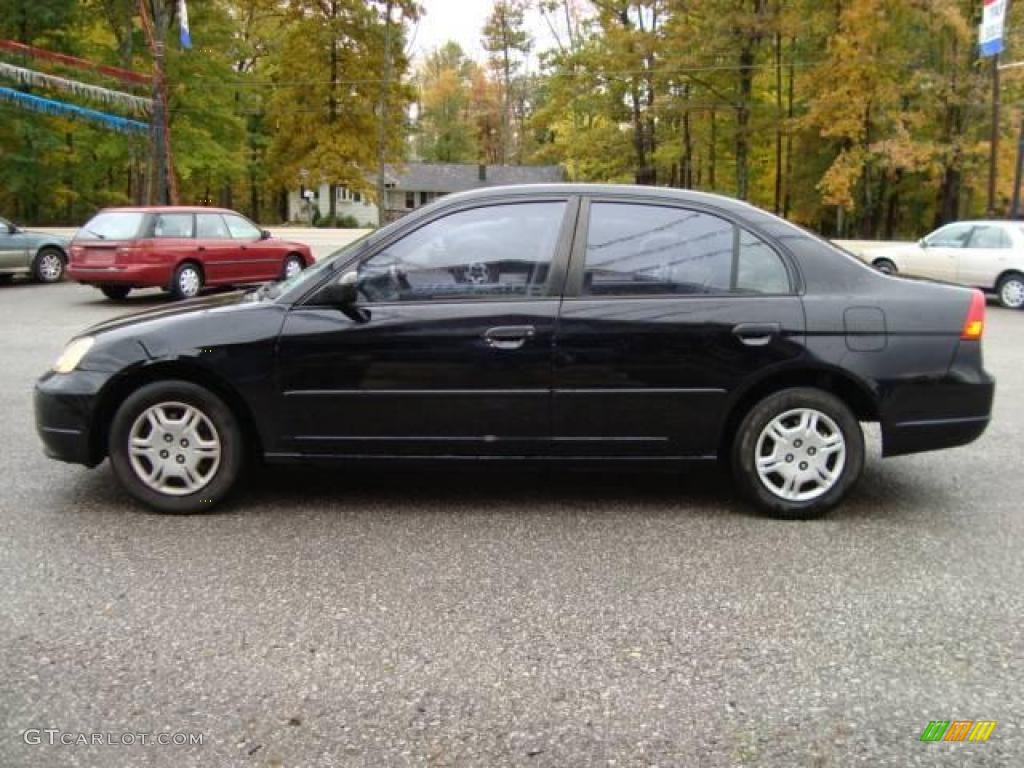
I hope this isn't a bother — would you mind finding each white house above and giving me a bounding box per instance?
[287,162,565,226]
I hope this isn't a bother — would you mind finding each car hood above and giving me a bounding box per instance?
[82,290,263,338]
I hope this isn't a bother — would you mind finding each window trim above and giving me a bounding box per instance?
[296,195,581,309]
[564,196,798,300]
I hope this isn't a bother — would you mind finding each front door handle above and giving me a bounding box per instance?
[733,322,780,347]
[484,325,535,350]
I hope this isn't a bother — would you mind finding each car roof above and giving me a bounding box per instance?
[95,206,239,215]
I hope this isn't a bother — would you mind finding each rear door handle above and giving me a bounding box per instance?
[484,325,535,350]
[196,246,206,252]
[733,322,780,347]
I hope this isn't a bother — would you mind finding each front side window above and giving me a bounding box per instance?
[356,201,567,302]
[582,203,789,296]
[78,212,145,240]
[926,223,973,248]
[968,225,1011,249]
[196,213,231,239]
[224,214,261,240]
[153,213,194,239]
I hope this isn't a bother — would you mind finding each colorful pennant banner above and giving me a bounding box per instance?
[0,40,152,86]
[0,62,152,115]
[0,86,148,134]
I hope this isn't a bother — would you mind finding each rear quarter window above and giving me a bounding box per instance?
[76,212,145,241]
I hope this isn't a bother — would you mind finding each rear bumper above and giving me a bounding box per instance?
[34,370,110,466]
[880,341,995,457]
[69,263,171,288]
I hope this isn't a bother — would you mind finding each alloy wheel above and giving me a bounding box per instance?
[284,256,303,279]
[128,402,221,496]
[754,408,847,502]
[38,251,64,282]
[178,267,201,298]
[1001,278,1024,309]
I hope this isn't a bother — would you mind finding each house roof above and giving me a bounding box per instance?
[384,163,564,193]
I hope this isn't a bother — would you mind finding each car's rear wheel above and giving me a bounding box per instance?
[872,258,897,275]
[100,285,132,300]
[732,387,865,519]
[33,248,66,283]
[108,381,243,513]
[170,262,203,300]
[282,253,305,280]
[997,272,1024,309]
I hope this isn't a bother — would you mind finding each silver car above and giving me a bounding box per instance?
[0,217,70,284]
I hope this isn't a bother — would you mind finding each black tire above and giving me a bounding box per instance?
[996,272,1024,310]
[281,253,305,280]
[100,285,132,300]
[872,258,897,275]
[169,261,203,300]
[32,247,66,283]
[108,380,244,513]
[732,387,865,520]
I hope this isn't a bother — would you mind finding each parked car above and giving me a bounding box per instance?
[36,185,994,518]
[68,207,314,300]
[868,220,1024,309]
[0,217,70,284]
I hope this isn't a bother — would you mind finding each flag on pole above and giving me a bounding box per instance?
[179,0,193,49]
[980,0,1008,58]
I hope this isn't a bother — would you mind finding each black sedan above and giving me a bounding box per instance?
[35,185,995,518]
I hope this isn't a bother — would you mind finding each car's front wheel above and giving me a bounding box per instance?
[170,262,203,300]
[997,272,1024,309]
[282,253,305,280]
[732,387,865,519]
[872,258,897,275]
[108,381,244,513]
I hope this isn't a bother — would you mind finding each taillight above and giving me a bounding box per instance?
[961,289,986,341]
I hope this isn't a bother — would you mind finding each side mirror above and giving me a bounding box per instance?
[918,238,928,248]
[8,224,19,234]
[260,229,271,240]
[319,270,360,306]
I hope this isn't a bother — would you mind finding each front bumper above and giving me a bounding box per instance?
[35,370,112,466]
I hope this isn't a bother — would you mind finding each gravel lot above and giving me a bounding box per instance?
[1,277,1022,767]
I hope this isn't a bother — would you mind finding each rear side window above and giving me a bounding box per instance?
[153,213,195,239]
[224,214,261,240]
[77,212,145,241]
[582,203,790,296]
[968,226,1011,249]
[196,213,231,239]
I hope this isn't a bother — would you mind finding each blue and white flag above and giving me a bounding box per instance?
[179,0,192,49]
[979,0,1007,58]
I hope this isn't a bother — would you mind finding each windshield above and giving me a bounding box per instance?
[263,232,373,300]
[77,211,145,240]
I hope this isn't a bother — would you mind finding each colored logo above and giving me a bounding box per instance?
[920,721,997,742]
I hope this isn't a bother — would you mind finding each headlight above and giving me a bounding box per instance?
[53,337,95,374]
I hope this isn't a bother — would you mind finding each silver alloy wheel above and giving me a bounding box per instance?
[284,256,303,279]
[1001,277,1024,309]
[128,402,221,496]
[38,251,63,282]
[874,260,895,275]
[754,408,847,502]
[178,266,201,298]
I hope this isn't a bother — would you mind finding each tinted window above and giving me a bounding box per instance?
[736,230,791,294]
[153,213,194,239]
[224,214,261,240]
[968,225,1010,249]
[583,203,789,296]
[926,223,973,248]
[78,211,145,240]
[196,213,230,239]
[357,202,567,302]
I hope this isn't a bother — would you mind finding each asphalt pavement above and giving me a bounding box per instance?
[1,278,1021,767]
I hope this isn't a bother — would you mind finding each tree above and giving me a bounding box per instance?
[482,0,532,164]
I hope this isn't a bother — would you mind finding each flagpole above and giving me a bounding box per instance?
[139,0,178,205]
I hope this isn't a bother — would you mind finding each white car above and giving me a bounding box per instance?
[868,220,1024,309]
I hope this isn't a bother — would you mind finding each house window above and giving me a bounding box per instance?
[405,191,416,209]
[353,191,362,203]
[420,191,429,206]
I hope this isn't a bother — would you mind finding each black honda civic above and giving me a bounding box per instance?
[35,185,995,518]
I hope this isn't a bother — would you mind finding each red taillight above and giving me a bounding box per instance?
[961,289,986,341]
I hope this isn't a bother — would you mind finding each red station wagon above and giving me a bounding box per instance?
[68,207,315,300]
